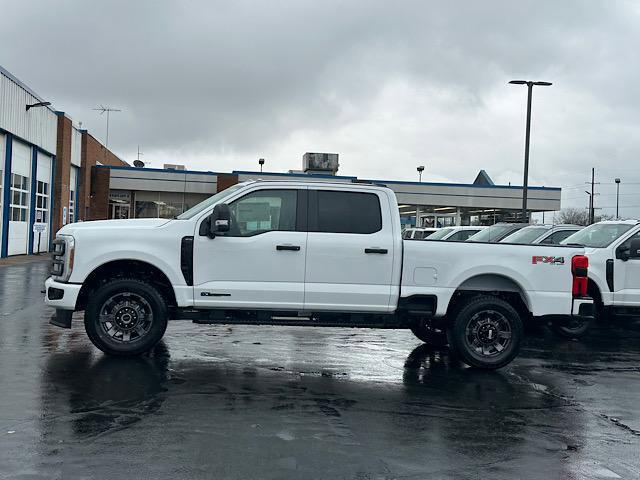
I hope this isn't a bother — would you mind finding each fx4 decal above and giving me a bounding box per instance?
[532,256,565,265]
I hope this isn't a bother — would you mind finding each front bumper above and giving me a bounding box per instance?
[45,277,82,329]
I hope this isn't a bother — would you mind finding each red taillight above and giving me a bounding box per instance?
[572,255,589,297]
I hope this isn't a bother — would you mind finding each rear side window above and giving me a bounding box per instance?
[313,190,382,234]
[541,230,579,245]
[449,229,478,241]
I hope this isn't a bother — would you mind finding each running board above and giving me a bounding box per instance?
[175,308,407,328]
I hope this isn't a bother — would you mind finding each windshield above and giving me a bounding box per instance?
[176,184,244,219]
[560,223,634,248]
[500,227,549,244]
[426,228,455,240]
[467,225,516,242]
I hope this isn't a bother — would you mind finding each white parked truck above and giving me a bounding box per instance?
[554,220,640,337]
[45,180,593,369]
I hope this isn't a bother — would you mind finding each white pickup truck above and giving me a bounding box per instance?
[556,220,640,335]
[44,180,593,369]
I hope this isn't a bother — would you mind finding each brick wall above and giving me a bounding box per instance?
[89,167,111,220]
[52,114,72,234]
[216,173,239,192]
[79,132,127,221]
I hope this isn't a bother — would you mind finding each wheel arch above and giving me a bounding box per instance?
[449,273,531,319]
[75,259,177,311]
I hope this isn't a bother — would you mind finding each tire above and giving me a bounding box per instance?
[85,278,168,356]
[410,323,448,347]
[447,295,523,370]
[550,316,592,339]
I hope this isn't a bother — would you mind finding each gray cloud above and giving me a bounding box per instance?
[2,0,640,217]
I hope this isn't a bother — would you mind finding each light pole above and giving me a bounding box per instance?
[615,178,621,219]
[417,165,425,182]
[259,158,265,172]
[509,80,552,222]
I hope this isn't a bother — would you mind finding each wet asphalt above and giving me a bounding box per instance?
[1,258,640,480]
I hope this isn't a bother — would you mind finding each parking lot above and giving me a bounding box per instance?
[1,257,639,479]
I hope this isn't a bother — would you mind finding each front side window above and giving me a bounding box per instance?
[314,190,382,234]
[228,189,297,237]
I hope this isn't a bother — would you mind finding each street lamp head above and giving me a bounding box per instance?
[258,158,265,166]
[532,81,552,86]
[417,165,425,173]
[25,101,51,111]
[615,178,621,184]
[509,80,527,85]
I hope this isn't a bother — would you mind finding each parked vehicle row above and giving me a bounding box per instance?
[45,180,593,370]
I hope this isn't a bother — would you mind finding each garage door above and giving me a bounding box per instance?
[33,151,52,253]
[8,140,31,256]
[0,132,5,247]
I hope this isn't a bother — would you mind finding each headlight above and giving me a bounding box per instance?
[51,235,75,282]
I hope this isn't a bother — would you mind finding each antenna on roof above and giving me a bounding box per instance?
[93,105,122,152]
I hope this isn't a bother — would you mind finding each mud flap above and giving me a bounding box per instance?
[50,309,73,329]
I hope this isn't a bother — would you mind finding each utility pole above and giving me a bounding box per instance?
[590,168,595,224]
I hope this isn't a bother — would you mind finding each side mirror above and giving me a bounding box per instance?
[629,238,640,259]
[199,203,231,238]
[616,245,630,261]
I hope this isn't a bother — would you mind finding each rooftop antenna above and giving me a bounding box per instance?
[93,105,122,152]
[137,145,143,163]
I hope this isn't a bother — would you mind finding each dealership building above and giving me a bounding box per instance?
[96,159,561,228]
[0,65,562,257]
[0,66,127,258]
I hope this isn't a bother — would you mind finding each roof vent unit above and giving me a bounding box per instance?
[303,152,339,175]
[164,164,186,171]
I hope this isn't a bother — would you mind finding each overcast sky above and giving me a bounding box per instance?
[2,0,640,217]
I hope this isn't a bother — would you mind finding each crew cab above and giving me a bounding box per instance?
[555,220,640,336]
[45,180,593,369]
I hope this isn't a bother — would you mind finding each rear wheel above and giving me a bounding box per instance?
[410,323,448,347]
[550,316,592,339]
[447,296,523,370]
[85,279,168,356]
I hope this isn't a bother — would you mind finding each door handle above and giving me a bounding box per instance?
[365,248,388,254]
[276,245,301,251]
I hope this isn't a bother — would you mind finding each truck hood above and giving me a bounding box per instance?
[58,218,173,236]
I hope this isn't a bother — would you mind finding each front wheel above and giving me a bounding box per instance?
[85,279,168,356]
[410,323,448,347]
[447,296,523,370]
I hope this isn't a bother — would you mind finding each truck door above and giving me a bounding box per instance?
[304,187,395,313]
[193,187,307,310]
[613,231,640,307]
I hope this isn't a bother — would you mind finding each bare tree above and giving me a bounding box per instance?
[556,208,615,226]
[556,208,590,226]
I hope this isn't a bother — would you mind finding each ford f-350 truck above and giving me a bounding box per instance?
[552,220,640,337]
[44,180,593,369]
